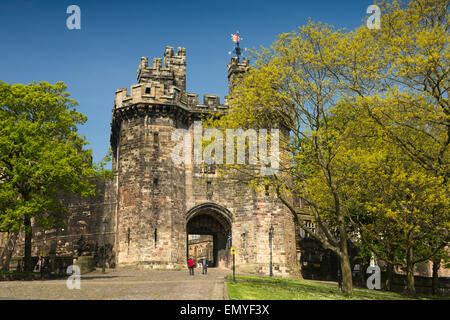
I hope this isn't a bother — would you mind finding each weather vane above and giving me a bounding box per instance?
[229,31,246,61]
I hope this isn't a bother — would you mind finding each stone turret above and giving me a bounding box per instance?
[114,47,228,113]
[137,46,186,91]
[164,46,186,91]
[227,56,250,91]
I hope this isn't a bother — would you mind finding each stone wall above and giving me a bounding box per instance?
[3,177,115,266]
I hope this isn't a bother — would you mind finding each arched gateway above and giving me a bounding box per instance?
[185,203,232,268]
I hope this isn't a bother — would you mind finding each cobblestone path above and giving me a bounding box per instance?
[0,268,229,300]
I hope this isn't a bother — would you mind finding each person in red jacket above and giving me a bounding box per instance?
[187,258,195,276]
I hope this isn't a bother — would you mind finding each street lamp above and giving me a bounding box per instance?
[269,225,274,277]
[102,218,108,274]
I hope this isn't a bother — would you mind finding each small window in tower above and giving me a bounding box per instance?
[145,87,151,94]
[154,132,159,149]
[265,185,270,196]
[153,177,159,192]
[154,228,157,247]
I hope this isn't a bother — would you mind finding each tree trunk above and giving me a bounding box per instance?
[340,253,353,294]
[385,262,394,291]
[339,230,353,295]
[0,234,9,271]
[432,259,440,296]
[404,246,416,297]
[0,232,19,271]
[24,217,33,272]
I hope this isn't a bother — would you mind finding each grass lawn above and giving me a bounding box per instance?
[0,270,41,281]
[226,275,449,300]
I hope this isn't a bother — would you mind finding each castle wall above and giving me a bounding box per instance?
[1,178,116,268]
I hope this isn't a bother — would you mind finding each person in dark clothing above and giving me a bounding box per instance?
[202,258,208,275]
[187,258,195,276]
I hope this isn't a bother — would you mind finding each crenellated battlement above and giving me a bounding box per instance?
[114,84,228,112]
[137,46,186,91]
[114,46,234,118]
[114,83,182,108]
[186,93,228,111]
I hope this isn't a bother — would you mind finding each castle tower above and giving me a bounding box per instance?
[110,46,298,275]
[111,46,189,269]
[227,56,249,91]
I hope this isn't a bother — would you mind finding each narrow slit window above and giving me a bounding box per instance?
[153,177,159,191]
[154,228,157,247]
[154,132,159,149]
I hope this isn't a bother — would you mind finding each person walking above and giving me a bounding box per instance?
[187,258,195,276]
[202,258,208,275]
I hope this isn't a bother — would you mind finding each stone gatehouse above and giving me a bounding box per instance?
[1,46,298,277]
[110,46,297,275]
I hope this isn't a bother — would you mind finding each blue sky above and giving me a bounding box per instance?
[0,0,374,165]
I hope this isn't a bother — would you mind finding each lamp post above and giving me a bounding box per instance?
[102,218,108,274]
[269,225,274,277]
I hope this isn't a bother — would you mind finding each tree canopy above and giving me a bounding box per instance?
[0,81,111,271]
[208,0,449,295]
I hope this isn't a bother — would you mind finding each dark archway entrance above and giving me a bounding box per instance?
[186,203,232,268]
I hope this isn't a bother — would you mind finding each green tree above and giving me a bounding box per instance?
[332,105,449,296]
[321,0,450,296]
[208,0,449,296]
[0,81,110,271]
[208,22,360,294]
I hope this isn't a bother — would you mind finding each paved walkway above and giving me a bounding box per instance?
[0,268,230,300]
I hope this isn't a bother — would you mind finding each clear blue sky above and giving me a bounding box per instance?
[0,0,374,165]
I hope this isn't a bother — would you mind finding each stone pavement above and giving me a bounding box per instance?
[0,267,230,300]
